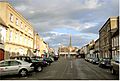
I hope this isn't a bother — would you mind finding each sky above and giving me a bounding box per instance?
[3,0,119,50]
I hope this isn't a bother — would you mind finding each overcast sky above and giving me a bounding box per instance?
[3,0,119,50]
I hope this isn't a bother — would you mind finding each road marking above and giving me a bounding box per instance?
[70,61,73,69]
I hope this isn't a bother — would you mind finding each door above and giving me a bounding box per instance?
[0,61,10,76]
[0,60,21,76]
[7,61,21,75]
[0,49,4,61]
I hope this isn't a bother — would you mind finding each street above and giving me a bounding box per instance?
[0,57,119,80]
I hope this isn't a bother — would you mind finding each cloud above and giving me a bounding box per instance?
[5,0,119,49]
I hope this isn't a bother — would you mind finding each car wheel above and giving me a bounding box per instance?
[99,64,101,67]
[48,63,51,66]
[37,66,42,72]
[19,69,28,77]
[111,68,116,75]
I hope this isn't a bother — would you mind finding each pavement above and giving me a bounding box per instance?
[0,56,119,80]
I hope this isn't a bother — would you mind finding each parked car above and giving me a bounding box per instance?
[10,56,43,72]
[85,57,90,62]
[49,56,54,62]
[88,58,93,63]
[43,57,53,65]
[98,58,111,68]
[0,59,34,77]
[53,55,59,61]
[31,56,48,67]
[110,57,120,75]
[91,58,99,64]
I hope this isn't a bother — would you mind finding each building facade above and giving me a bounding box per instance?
[112,28,119,60]
[0,2,34,59]
[33,32,41,56]
[94,39,100,58]
[0,22,7,61]
[99,16,119,59]
[58,35,77,56]
[88,40,95,58]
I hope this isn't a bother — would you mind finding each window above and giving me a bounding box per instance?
[0,61,10,67]
[112,39,114,47]
[25,25,27,31]
[20,35,22,44]
[20,22,23,28]
[16,18,19,26]
[9,30,12,41]
[9,13,13,22]
[15,32,17,42]
[10,61,21,66]
[28,28,33,35]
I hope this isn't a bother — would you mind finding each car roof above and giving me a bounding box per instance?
[0,59,31,64]
[10,56,30,59]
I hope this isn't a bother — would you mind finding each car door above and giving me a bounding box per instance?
[0,61,10,76]
[8,60,21,75]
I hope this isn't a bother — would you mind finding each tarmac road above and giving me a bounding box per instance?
[0,56,119,80]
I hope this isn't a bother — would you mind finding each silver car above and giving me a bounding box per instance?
[0,59,34,77]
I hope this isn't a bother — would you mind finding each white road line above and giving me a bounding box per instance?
[70,61,73,69]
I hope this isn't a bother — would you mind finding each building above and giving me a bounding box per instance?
[94,38,100,58]
[0,2,34,59]
[81,44,89,58]
[48,47,55,56]
[33,32,41,56]
[39,40,49,57]
[88,40,95,58]
[0,19,7,61]
[112,28,119,60]
[99,16,119,59]
[58,35,77,56]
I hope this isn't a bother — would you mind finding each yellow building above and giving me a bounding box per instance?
[39,39,49,55]
[58,35,78,56]
[33,32,49,57]
[33,32,41,56]
[0,2,34,59]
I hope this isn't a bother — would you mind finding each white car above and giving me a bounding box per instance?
[0,59,34,77]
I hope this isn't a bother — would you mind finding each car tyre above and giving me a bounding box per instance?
[37,66,42,72]
[111,68,116,75]
[48,63,51,66]
[19,69,28,77]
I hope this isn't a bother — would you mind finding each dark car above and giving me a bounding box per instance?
[98,58,111,68]
[53,55,59,61]
[31,56,48,67]
[110,57,120,75]
[10,56,43,72]
[91,58,99,64]
[43,57,53,65]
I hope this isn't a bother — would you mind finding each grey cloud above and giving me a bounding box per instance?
[4,0,119,49]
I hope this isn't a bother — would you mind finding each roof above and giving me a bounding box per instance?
[99,16,119,32]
